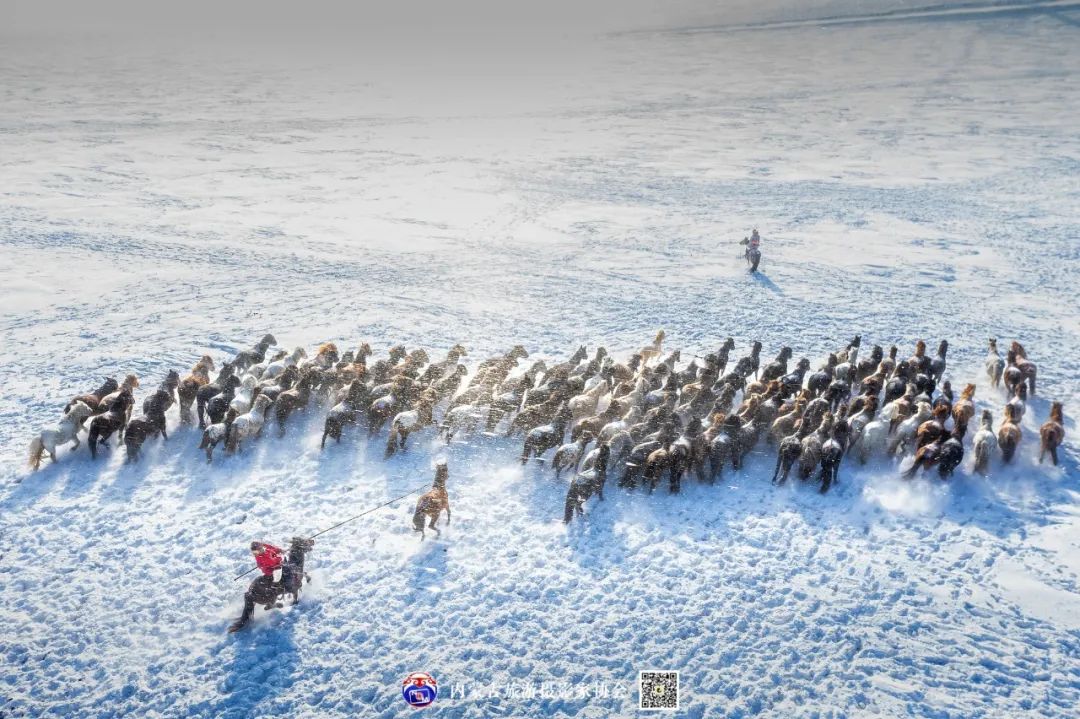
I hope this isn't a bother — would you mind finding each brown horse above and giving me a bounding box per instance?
[1039,402,1065,466]
[64,377,118,414]
[998,403,1022,463]
[638,330,665,366]
[1010,341,1037,395]
[413,462,451,540]
[178,355,215,424]
[951,384,976,434]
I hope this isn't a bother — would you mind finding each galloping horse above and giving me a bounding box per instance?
[228,537,314,633]
[88,390,135,459]
[413,462,451,540]
[29,401,94,469]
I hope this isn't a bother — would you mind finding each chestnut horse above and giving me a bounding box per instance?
[177,355,215,424]
[1039,402,1065,465]
[413,463,451,540]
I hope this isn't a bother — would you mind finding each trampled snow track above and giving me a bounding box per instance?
[1,5,1079,718]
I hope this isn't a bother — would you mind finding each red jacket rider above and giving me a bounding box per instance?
[252,541,284,576]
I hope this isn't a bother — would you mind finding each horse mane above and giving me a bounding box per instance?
[1003,403,1018,423]
[960,383,976,400]
[1011,341,1027,359]
[317,342,338,356]
[915,340,926,355]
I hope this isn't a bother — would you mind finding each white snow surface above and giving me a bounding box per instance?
[2,4,1079,718]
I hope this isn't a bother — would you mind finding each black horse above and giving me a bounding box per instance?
[564,444,610,523]
[196,363,237,428]
[229,537,314,633]
[232,333,277,373]
[745,245,761,272]
[124,388,174,462]
[88,390,135,459]
[321,380,370,448]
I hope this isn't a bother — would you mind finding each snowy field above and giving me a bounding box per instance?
[2,2,1079,717]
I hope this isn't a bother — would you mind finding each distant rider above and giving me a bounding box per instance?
[740,228,762,272]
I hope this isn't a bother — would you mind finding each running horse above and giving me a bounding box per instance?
[229,537,315,633]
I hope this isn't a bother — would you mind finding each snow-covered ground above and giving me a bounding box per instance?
[2,2,1079,717]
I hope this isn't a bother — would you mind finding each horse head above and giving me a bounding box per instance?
[97,377,119,397]
[164,370,181,390]
[66,400,94,421]
[288,536,314,561]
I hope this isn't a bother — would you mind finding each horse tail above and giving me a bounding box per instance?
[29,436,44,470]
[87,421,100,459]
[321,418,332,449]
[1001,435,1017,463]
[412,506,425,532]
[974,442,990,475]
[563,486,577,524]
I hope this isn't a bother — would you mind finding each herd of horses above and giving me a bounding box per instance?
[27,331,1067,528]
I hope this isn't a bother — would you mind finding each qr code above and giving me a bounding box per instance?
[639,671,679,710]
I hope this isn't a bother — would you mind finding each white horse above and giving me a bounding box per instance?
[568,379,609,420]
[598,406,641,444]
[972,410,998,475]
[985,338,1005,389]
[229,375,259,414]
[386,399,436,456]
[618,378,649,410]
[226,395,272,453]
[888,401,932,456]
[261,347,307,381]
[441,404,487,443]
[853,416,890,464]
[29,401,94,470]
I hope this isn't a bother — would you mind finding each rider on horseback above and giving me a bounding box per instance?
[229,538,313,633]
[252,540,285,589]
[740,228,762,272]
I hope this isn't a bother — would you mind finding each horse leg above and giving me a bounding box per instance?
[564,489,576,524]
[1028,370,1036,396]
[229,593,257,633]
[771,451,784,484]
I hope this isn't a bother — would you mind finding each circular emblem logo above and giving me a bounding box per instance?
[402,672,438,708]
